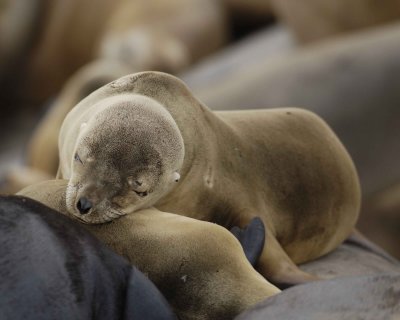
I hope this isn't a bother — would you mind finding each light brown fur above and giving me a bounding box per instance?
[17,179,280,320]
[57,71,361,285]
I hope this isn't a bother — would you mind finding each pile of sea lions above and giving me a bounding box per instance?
[2,1,400,318]
[7,71,382,319]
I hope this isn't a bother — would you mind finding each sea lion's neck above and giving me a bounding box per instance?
[157,102,243,215]
[165,101,235,178]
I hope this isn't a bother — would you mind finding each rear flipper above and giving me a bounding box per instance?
[256,229,320,290]
[230,217,265,267]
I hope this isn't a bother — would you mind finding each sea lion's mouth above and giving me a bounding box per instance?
[70,215,92,225]
[134,190,148,197]
[71,207,126,224]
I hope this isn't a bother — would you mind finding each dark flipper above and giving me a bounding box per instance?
[230,217,265,266]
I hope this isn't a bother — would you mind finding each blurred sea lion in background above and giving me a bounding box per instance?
[182,22,400,198]
[98,0,227,72]
[222,0,272,17]
[0,0,228,107]
[27,61,130,174]
[0,60,130,194]
[236,273,400,320]
[269,0,400,43]
[18,179,280,320]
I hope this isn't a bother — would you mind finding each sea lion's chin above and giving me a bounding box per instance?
[64,192,127,224]
[68,206,127,224]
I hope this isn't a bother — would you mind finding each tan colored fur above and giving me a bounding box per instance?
[18,180,280,320]
[57,72,361,285]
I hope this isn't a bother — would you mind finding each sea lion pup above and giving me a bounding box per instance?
[18,180,280,320]
[57,71,361,286]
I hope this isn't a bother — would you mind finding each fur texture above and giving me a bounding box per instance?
[57,71,361,286]
[18,180,280,320]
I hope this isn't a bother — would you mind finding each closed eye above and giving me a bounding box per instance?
[127,177,151,197]
[74,153,83,164]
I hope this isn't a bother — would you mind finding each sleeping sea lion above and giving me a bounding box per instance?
[57,71,361,286]
[18,179,280,320]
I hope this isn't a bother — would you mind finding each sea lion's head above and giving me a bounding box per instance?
[65,94,184,224]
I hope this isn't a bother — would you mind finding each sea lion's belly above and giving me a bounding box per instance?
[215,108,360,262]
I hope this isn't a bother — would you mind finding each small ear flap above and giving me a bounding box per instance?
[56,167,61,179]
[123,267,176,320]
[172,172,180,182]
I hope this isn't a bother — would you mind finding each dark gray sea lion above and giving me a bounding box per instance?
[235,273,400,320]
[0,195,175,320]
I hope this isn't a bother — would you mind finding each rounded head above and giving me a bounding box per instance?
[65,94,184,223]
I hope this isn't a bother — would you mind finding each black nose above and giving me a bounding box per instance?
[77,197,92,214]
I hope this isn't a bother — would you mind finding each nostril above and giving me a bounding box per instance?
[77,197,92,214]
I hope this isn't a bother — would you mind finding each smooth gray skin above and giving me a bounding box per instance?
[28,59,131,174]
[235,273,400,320]
[181,22,400,196]
[299,235,400,278]
[0,196,176,320]
[237,229,400,319]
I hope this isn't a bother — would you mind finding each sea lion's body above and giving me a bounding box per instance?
[58,72,361,284]
[0,195,176,320]
[18,180,280,320]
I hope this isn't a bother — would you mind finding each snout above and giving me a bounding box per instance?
[76,197,93,214]
[66,182,98,217]
[66,182,127,223]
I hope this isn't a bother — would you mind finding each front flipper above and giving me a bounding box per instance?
[230,217,265,267]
